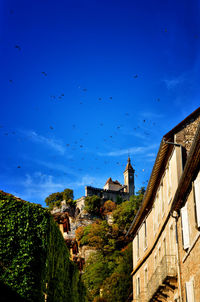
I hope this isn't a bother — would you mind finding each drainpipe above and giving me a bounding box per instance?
[171,210,183,302]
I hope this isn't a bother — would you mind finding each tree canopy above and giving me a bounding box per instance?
[45,188,74,210]
[78,187,145,301]
[84,195,102,215]
[112,187,145,232]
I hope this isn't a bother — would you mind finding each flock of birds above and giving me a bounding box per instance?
[3,21,161,192]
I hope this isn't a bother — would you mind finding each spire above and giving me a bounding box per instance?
[124,157,134,173]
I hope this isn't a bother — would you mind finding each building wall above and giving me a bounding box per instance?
[76,196,86,211]
[175,115,200,153]
[132,146,182,301]
[103,182,122,191]
[177,169,200,302]
[85,185,129,202]
[131,114,200,302]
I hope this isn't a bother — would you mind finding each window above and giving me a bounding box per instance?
[169,223,175,255]
[153,205,156,235]
[161,182,164,216]
[167,163,172,202]
[144,267,148,289]
[185,281,195,302]
[144,220,147,250]
[181,204,190,249]
[137,232,140,259]
[163,237,167,256]
[136,276,140,297]
[158,245,161,261]
[194,177,200,228]
[157,192,161,226]
[154,253,157,268]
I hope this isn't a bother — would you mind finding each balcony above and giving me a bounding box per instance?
[147,255,177,301]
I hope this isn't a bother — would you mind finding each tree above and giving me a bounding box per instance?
[112,187,145,232]
[101,243,133,302]
[45,192,63,210]
[63,189,74,204]
[45,188,74,210]
[84,196,101,215]
[82,252,110,301]
[101,200,116,216]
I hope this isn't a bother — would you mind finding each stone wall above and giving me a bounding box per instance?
[85,186,129,202]
[175,115,200,153]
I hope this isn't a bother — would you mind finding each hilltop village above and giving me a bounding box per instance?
[51,157,136,267]
[1,107,200,302]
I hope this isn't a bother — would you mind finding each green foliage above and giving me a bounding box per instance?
[116,195,123,205]
[0,191,86,302]
[82,244,133,302]
[63,188,74,204]
[82,252,111,300]
[101,200,116,216]
[112,188,145,232]
[77,220,116,254]
[79,188,145,302]
[45,192,63,209]
[45,188,74,210]
[101,244,132,302]
[84,195,101,215]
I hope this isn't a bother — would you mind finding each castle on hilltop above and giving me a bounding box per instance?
[76,157,135,211]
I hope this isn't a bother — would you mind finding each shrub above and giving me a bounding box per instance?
[0,191,86,302]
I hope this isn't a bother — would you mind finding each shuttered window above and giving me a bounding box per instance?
[136,276,140,297]
[185,281,195,302]
[194,178,200,228]
[181,204,190,249]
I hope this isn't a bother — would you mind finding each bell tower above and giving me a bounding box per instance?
[123,157,135,196]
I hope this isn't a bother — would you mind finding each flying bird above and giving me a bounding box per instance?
[133,74,138,78]
[98,98,102,101]
[82,88,87,92]
[9,80,13,83]
[41,71,47,77]
[15,45,21,51]
[49,126,54,130]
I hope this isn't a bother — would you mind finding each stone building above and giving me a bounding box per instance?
[76,157,135,210]
[126,107,200,302]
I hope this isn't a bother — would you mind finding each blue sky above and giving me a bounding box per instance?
[0,0,200,206]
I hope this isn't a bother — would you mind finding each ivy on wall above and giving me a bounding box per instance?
[0,191,86,302]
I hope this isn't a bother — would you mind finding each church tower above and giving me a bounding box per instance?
[123,157,135,196]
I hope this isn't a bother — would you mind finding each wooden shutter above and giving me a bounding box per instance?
[185,281,195,302]
[181,204,190,249]
[194,178,200,228]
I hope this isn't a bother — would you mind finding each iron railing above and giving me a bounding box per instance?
[147,255,177,301]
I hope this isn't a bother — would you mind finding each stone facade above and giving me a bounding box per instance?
[176,173,200,302]
[127,107,200,302]
[84,157,135,204]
